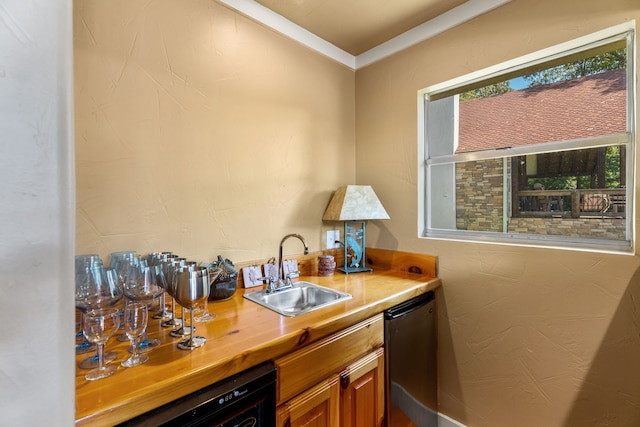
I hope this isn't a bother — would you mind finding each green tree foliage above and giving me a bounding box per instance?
[604,145,621,188]
[523,48,626,86]
[459,81,511,101]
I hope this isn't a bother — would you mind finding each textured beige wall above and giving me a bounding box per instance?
[356,0,640,426]
[75,0,640,425]
[74,0,355,262]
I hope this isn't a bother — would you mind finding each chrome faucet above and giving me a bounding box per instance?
[270,233,308,292]
[258,234,309,293]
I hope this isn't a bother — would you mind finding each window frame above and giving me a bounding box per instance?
[417,23,636,254]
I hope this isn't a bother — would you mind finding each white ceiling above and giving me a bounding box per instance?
[218,0,511,69]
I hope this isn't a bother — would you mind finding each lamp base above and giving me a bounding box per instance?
[338,266,373,274]
[340,220,372,274]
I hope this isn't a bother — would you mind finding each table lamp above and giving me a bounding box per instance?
[322,185,390,274]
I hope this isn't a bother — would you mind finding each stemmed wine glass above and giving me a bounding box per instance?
[161,256,183,329]
[169,260,198,338]
[122,259,164,352]
[121,302,149,368]
[75,254,102,355]
[75,261,123,369]
[82,307,121,380]
[137,264,166,352]
[75,263,123,311]
[173,266,210,350]
[108,251,137,270]
[195,268,222,323]
[147,253,172,321]
[107,251,138,343]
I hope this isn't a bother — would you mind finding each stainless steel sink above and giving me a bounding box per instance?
[243,281,352,317]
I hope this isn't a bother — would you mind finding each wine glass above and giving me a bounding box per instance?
[148,254,171,321]
[122,260,164,352]
[82,307,120,380]
[75,254,102,355]
[160,255,183,328]
[108,250,136,270]
[108,250,136,295]
[121,302,149,368]
[75,264,123,312]
[138,264,166,352]
[194,268,222,323]
[173,266,210,350]
[108,251,138,343]
[76,254,102,272]
[169,260,199,338]
[75,263,123,369]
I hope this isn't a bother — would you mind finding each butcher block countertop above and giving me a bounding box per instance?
[75,249,441,426]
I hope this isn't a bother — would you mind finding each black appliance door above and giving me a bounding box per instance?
[117,362,276,427]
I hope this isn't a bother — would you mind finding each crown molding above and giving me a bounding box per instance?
[356,0,512,69]
[217,0,512,70]
[216,0,355,68]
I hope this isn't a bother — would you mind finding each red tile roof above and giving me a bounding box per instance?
[457,69,626,153]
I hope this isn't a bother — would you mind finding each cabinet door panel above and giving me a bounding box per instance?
[341,348,385,427]
[277,375,340,427]
[276,314,384,405]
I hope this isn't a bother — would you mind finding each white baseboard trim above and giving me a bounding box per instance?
[438,412,468,427]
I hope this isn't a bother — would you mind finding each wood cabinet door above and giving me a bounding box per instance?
[276,374,340,427]
[275,314,384,406]
[340,347,385,427]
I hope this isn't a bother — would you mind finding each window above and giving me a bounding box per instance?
[418,24,635,253]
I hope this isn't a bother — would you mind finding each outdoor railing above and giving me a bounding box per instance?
[517,188,626,218]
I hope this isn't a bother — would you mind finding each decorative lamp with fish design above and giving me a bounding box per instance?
[322,185,390,274]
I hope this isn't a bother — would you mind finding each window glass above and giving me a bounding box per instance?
[421,29,634,252]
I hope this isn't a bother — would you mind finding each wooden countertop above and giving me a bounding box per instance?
[75,249,441,426]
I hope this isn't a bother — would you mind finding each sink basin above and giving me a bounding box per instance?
[243,281,352,317]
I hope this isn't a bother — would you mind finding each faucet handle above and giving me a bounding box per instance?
[282,271,299,288]
[257,276,277,293]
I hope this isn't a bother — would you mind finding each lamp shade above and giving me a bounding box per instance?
[322,185,390,221]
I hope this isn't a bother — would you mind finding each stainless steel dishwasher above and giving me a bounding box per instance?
[385,290,437,427]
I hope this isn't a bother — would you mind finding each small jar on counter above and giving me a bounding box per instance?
[318,255,336,276]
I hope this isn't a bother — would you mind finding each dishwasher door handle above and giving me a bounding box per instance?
[384,290,434,320]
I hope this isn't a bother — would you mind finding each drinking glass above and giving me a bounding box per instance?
[76,254,102,272]
[195,268,222,323]
[76,263,123,369]
[173,266,210,350]
[108,251,136,271]
[82,307,120,381]
[148,255,171,321]
[121,302,149,368]
[108,251,137,343]
[123,260,164,352]
[76,260,123,312]
[76,315,95,354]
[161,258,183,329]
[169,261,197,338]
[75,254,102,355]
